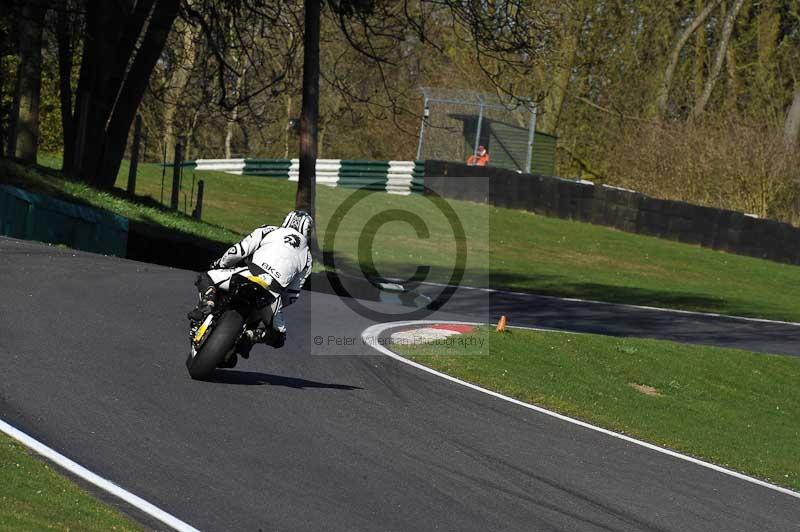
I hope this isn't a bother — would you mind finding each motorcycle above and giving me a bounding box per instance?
[186,266,278,380]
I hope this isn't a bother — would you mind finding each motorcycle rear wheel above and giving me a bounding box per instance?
[186,310,244,380]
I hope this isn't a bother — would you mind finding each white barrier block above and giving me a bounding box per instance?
[194,158,246,173]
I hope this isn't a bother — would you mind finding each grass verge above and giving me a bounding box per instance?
[5,153,800,321]
[1,156,240,245]
[0,432,139,530]
[394,326,800,491]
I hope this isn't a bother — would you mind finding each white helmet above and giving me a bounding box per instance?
[281,210,314,239]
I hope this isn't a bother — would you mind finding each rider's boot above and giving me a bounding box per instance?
[236,329,264,359]
[236,326,286,358]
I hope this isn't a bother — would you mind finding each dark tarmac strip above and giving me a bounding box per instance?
[0,237,797,531]
[413,282,800,356]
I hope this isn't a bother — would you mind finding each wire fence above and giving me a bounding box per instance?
[416,87,537,172]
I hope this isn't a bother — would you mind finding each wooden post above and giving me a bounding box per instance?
[192,180,204,220]
[127,114,142,194]
[171,142,182,210]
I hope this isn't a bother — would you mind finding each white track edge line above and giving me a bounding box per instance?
[418,281,800,327]
[0,418,201,532]
[361,320,800,500]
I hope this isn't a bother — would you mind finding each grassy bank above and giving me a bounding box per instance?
[4,154,800,321]
[1,156,239,246]
[394,326,800,491]
[0,432,139,530]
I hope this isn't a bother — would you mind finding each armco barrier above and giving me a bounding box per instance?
[425,161,800,266]
[0,185,128,257]
[189,158,425,195]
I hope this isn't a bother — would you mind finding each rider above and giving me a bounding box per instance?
[188,210,314,357]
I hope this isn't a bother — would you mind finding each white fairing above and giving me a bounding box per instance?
[250,227,308,288]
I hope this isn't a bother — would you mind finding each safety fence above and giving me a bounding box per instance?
[186,159,425,195]
[0,185,128,257]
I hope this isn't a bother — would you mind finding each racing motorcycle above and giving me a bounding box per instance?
[186,265,278,380]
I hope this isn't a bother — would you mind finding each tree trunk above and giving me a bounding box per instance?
[67,0,116,177]
[656,0,721,120]
[784,88,800,148]
[693,0,706,100]
[285,94,293,158]
[239,120,250,155]
[1,5,14,157]
[724,45,737,111]
[162,20,198,164]
[0,3,26,158]
[224,67,246,159]
[75,1,128,179]
[296,0,320,217]
[69,0,155,181]
[10,2,46,162]
[184,106,202,160]
[56,0,75,172]
[223,112,238,159]
[0,73,5,157]
[692,0,745,119]
[538,30,577,135]
[94,0,180,188]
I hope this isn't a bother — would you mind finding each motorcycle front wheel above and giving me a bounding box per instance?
[186,310,244,380]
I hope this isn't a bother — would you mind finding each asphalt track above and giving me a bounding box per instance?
[411,283,800,357]
[1,236,798,531]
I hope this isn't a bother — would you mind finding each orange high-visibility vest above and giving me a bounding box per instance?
[466,153,489,166]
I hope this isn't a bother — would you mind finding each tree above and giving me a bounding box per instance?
[294,0,553,210]
[55,0,77,171]
[9,1,46,162]
[692,0,745,118]
[785,87,800,148]
[656,0,722,120]
[137,0,550,216]
[295,0,320,216]
[161,18,199,163]
[179,0,300,159]
[536,3,583,135]
[63,0,179,188]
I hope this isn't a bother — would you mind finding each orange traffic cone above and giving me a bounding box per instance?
[496,315,507,333]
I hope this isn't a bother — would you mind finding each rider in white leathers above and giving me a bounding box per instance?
[188,210,313,354]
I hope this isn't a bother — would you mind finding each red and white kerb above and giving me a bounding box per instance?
[390,323,476,344]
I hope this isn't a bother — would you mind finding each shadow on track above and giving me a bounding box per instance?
[209,370,363,390]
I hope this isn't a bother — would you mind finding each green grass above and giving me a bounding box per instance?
[0,432,140,530]
[5,153,800,321]
[394,326,800,491]
[2,155,240,245]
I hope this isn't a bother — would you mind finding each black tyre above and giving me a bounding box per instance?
[186,310,244,380]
